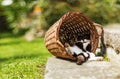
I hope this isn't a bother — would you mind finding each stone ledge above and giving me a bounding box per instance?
[44,57,120,79]
[44,28,120,79]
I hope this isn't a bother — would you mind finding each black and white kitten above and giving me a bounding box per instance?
[65,37,103,65]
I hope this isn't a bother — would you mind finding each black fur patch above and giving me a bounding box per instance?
[75,42,86,52]
[86,44,91,52]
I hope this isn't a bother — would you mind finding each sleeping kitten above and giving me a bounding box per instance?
[65,41,103,65]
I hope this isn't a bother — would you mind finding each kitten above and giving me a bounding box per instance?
[65,38,103,65]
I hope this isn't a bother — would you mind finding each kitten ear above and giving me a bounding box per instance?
[64,43,69,47]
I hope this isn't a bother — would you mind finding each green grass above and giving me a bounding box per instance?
[0,33,51,79]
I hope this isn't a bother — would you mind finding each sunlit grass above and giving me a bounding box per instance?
[0,33,51,79]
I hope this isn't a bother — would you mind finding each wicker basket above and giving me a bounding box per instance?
[45,12,103,60]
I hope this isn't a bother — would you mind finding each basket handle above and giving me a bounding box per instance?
[93,23,104,36]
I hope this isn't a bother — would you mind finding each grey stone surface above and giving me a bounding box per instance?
[44,56,120,79]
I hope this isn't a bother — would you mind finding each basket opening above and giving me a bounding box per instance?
[58,13,91,46]
[59,24,91,46]
[57,12,99,53]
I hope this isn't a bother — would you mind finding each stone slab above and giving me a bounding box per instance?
[44,57,120,79]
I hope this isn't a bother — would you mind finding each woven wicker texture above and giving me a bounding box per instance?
[45,12,103,60]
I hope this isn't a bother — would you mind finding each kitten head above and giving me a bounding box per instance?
[64,43,70,47]
[76,55,85,65]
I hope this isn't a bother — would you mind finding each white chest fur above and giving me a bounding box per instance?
[66,45,83,55]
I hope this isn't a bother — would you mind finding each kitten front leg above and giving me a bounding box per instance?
[88,53,103,61]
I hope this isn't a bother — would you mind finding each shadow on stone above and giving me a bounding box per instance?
[56,57,76,63]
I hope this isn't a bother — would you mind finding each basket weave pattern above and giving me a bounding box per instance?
[45,12,102,60]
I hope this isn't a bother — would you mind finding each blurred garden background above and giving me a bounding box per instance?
[0,0,120,79]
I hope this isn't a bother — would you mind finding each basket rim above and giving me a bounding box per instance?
[57,12,99,37]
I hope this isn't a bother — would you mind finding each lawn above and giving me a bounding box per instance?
[0,33,51,79]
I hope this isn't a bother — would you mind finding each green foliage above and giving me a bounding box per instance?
[104,55,110,61]
[0,0,36,33]
[40,0,120,30]
[0,0,120,33]
[0,33,51,79]
[79,0,120,24]
[41,1,73,30]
